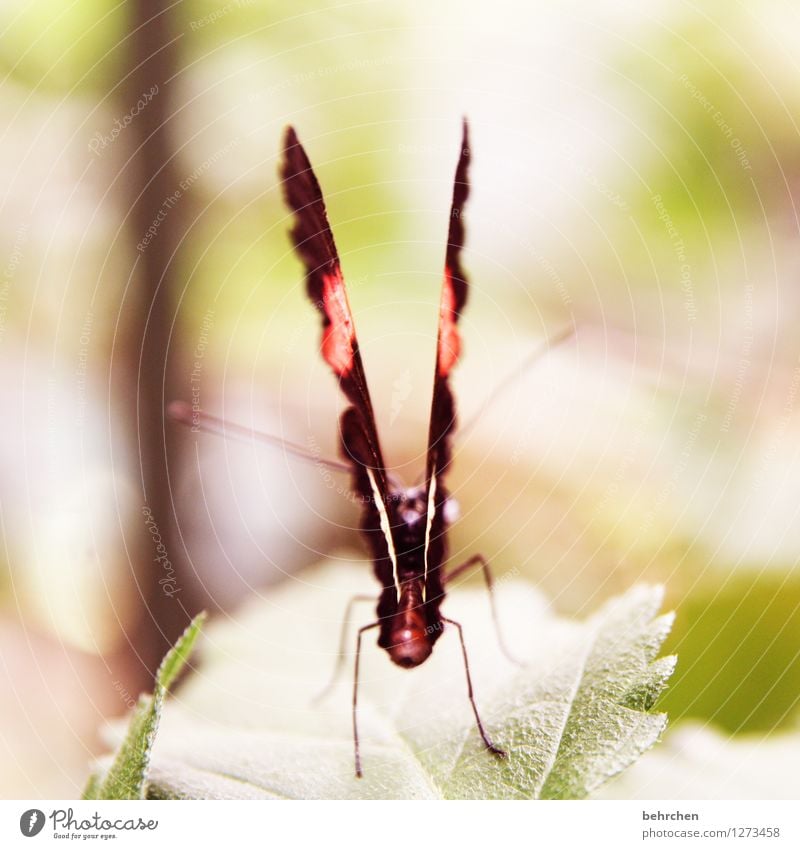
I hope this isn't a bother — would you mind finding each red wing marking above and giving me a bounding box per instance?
[437,266,462,377]
[321,269,356,376]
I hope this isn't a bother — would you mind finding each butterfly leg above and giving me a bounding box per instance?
[442,616,505,759]
[444,554,524,666]
[353,621,380,778]
[311,594,374,705]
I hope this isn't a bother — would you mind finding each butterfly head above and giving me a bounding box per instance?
[396,486,459,528]
[397,486,426,526]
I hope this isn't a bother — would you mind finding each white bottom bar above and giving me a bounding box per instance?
[2,800,797,848]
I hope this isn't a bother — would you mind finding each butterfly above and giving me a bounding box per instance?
[281,120,519,777]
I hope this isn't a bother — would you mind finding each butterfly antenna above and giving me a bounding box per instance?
[458,322,576,441]
[167,401,351,474]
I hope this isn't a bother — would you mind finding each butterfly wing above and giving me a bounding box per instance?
[281,127,388,478]
[281,128,400,596]
[422,119,472,596]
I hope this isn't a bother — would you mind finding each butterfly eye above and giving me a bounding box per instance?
[443,497,460,525]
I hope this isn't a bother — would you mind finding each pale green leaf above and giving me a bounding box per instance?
[84,612,206,800]
[89,563,673,799]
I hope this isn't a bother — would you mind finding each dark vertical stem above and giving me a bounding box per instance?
[119,0,198,678]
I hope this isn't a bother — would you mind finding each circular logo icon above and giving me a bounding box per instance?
[19,809,45,837]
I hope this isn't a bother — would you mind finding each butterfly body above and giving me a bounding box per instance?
[369,483,449,668]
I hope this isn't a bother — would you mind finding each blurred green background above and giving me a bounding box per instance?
[1,0,799,797]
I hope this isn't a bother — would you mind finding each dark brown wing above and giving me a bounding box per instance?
[425,118,470,481]
[422,119,471,596]
[280,126,388,490]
